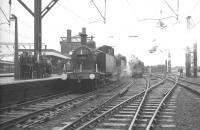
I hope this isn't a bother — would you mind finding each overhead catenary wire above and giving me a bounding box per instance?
[57,1,107,24]
[89,20,104,24]
[0,28,32,40]
[90,0,106,23]
[0,22,9,25]
[125,0,139,20]
[187,0,200,30]
[18,19,33,29]
[162,0,178,17]
[189,0,200,15]
[191,18,200,29]
[177,0,179,21]
[57,2,89,23]
[0,7,10,25]
[138,16,177,22]
[104,0,106,23]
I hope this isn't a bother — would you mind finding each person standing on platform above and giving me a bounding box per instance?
[28,54,34,79]
[40,56,45,78]
[19,53,24,79]
[19,52,27,79]
[24,52,29,79]
[27,53,31,79]
[66,61,71,72]
[179,67,183,77]
[34,54,40,79]
[46,59,52,77]
[56,59,62,75]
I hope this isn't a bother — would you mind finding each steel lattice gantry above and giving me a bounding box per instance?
[17,0,59,58]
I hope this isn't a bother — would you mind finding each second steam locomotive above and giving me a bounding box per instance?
[129,59,144,78]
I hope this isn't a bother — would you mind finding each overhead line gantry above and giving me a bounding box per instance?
[17,0,59,58]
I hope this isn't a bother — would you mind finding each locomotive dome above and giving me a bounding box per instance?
[87,40,96,49]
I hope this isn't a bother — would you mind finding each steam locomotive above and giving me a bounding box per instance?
[67,45,117,90]
[130,59,144,78]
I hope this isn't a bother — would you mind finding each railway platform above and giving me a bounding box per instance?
[0,73,72,108]
[0,73,66,85]
[0,73,14,77]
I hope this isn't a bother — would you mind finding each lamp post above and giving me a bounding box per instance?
[10,14,20,80]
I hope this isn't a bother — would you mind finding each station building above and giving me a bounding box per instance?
[0,42,70,74]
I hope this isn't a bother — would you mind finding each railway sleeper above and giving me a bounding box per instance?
[118,111,135,114]
[98,122,128,129]
[111,114,133,118]
[107,118,130,122]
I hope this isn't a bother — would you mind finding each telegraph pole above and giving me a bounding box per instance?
[185,16,192,77]
[34,0,42,58]
[17,0,59,57]
[11,14,20,80]
[168,51,171,73]
[193,43,197,77]
[165,60,168,74]
[185,47,191,77]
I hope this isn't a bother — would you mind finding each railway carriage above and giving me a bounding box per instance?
[0,60,14,74]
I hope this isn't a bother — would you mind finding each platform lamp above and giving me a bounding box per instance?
[10,14,20,80]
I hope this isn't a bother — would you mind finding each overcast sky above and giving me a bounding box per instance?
[0,0,200,66]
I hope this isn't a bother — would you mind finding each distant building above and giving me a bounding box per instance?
[60,28,96,57]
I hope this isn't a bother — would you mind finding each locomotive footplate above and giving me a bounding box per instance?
[67,72,104,80]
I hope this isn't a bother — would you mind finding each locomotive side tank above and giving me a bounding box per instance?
[96,51,116,76]
[97,45,117,81]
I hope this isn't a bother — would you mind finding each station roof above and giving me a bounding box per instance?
[18,49,70,60]
[0,42,70,61]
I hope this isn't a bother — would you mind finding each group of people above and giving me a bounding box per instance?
[178,67,183,77]
[19,52,52,79]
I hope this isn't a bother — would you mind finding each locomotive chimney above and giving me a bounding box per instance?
[67,29,71,42]
[80,27,87,46]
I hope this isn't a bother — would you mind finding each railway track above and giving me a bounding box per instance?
[51,76,168,130]
[168,75,200,96]
[179,77,200,85]
[0,79,129,130]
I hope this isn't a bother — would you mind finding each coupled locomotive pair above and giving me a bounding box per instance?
[67,45,118,90]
